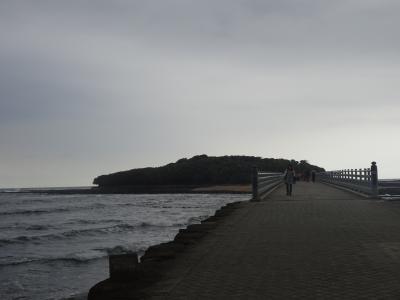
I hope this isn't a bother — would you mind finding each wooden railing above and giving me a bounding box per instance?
[317,162,379,197]
[252,167,284,201]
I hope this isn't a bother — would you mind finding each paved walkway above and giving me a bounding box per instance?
[149,182,400,299]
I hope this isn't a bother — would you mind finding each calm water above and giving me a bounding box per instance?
[0,193,249,300]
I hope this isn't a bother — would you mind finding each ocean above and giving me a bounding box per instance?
[0,192,249,300]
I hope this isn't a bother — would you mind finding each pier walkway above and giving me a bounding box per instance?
[147,182,400,299]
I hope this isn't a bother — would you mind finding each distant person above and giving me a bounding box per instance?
[311,170,316,183]
[304,170,311,182]
[283,164,296,196]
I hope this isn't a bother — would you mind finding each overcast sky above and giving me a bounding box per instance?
[1,0,399,187]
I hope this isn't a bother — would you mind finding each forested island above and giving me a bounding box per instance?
[93,155,324,193]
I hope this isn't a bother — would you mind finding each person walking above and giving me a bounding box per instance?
[283,164,295,196]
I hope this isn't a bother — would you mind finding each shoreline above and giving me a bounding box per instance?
[88,198,247,299]
[0,184,252,195]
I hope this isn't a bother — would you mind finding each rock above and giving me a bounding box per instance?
[185,223,216,232]
[141,242,184,262]
[174,231,207,244]
[109,253,139,281]
[214,209,232,217]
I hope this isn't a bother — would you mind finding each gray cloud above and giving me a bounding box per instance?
[1,0,400,187]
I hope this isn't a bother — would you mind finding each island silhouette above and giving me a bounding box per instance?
[93,155,324,193]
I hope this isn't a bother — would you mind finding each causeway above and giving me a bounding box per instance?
[147,182,400,299]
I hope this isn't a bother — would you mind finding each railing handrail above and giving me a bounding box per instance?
[252,167,284,201]
[317,162,378,197]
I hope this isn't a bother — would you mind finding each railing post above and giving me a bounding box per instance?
[252,166,259,201]
[371,161,378,197]
[363,168,367,183]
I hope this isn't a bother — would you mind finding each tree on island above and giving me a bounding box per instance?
[93,155,325,187]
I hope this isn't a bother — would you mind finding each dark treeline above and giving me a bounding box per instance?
[93,155,325,187]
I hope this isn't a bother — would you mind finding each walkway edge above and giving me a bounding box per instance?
[320,181,374,199]
[87,200,248,300]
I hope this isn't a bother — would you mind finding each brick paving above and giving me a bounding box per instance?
[148,182,400,299]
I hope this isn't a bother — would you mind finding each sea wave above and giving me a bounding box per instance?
[65,218,123,226]
[0,203,109,217]
[0,222,181,247]
[26,224,52,231]
[0,223,54,231]
[0,250,108,267]
[0,245,143,267]
[188,215,208,223]
[58,292,87,300]
[99,244,141,255]
[0,207,71,216]
[0,225,132,246]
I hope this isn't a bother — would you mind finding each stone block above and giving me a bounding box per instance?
[109,253,138,281]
